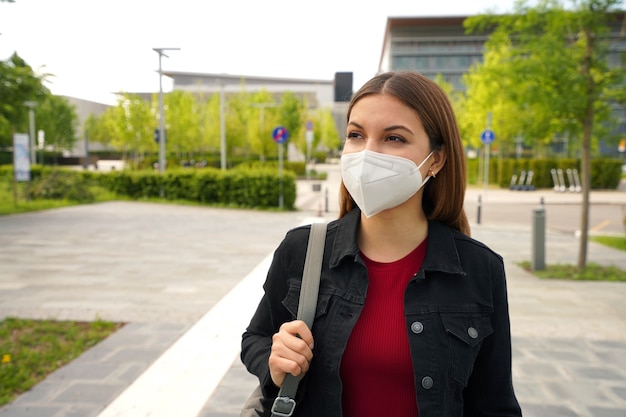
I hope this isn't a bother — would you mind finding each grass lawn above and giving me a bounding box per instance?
[519,233,626,282]
[0,318,122,407]
[519,261,626,281]
[0,179,119,216]
[590,235,626,251]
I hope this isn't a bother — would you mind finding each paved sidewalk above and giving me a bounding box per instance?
[1,164,625,417]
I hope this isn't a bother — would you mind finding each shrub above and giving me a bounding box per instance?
[29,169,95,202]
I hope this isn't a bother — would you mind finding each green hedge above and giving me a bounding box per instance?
[467,158,622,189]
[0,165,297,209]
[87,166,297,209]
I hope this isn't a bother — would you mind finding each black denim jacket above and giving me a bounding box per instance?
[241,208,522,417]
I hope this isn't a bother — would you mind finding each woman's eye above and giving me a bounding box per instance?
[386,135,407,143]
[346,132,362,140]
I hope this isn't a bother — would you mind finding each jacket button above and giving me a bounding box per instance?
[421,376,434,389]
[410,321,424,334]
[468,327,478,339]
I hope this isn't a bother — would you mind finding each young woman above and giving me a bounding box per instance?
[241,71,521,417]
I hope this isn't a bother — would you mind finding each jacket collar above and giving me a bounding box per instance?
[329,208,465,277]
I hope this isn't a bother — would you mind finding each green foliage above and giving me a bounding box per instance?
[591,235,626,251]
[590,158,623,189]
[35,95,79,152]
[0,53,79,152]
[89,167,297,209]
[0,53,51,148]
[0,317,121,406]
[312,107,342,152]
[29,169,95,202]
[0,164,298,212]
[496,157,622,189]
[466,157,622,189]
[519,261,626,281]
[165,91,202,156]
[462,1,626,164]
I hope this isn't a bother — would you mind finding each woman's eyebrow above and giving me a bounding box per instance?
[384,125,414,135]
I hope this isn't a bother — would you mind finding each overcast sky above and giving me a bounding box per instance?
[0,0,516,105]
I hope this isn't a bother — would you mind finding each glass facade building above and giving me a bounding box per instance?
[379,17,488,91]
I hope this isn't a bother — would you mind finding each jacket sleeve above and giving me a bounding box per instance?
[463,259,522,416]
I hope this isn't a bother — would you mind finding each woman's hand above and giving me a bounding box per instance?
[268,320,315,387]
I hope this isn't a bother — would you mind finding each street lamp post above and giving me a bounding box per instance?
[24,101,37,164]
[152,47,180,174]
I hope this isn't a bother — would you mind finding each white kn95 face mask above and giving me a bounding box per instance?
[340,149,433,218]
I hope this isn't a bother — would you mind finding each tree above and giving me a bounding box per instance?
[311,107,341,153]
[456,43,526,154]
[163,90,201,158]
[36,95,78,154]
[226,89,255,160]
[198,92,222,153]
[465,0,626,269]
[249,89,280,161]
[98,94,153,162]
[0,53,50,147]
[278,92,306,157]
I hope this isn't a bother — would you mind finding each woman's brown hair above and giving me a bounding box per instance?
[338,71,470,235]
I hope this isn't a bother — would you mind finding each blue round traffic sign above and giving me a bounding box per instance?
[481,129,495,145]
[272,126,289,144]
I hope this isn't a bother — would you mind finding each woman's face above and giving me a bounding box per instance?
[343,93,432,168]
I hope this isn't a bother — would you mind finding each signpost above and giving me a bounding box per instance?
[272,126,289,209]
[481,113,496,196]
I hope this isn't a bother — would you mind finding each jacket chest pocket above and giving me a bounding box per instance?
[441,314,493,386]
[282,280,333,322]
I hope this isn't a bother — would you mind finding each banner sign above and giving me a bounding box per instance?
[13,133,31,182]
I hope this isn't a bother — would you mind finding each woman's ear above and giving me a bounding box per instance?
[429,147,446,177]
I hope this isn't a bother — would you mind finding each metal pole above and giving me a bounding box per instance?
[157,52,165,174]
[153,48,180,173]
[24,101,36,164]
[483,143,490,195]
[483,112,492,196]
[220,81,226,170]
[278,142,284,209]
[84,131,89,169]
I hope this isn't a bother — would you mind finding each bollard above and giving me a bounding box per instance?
[325,188,329,213]
[477,195,482,225]
[532,204,546,271]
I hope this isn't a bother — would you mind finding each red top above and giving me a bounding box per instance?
[340,239,427,417]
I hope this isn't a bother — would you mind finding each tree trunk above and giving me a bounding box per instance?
[578,118,592,270]
[577,29,595,270]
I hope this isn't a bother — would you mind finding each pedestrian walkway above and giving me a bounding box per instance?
[0,164,625,417]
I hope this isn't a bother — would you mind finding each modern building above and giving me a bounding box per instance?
[379,16,487,91]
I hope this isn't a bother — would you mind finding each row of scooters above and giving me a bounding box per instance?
[509,168,582,192]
